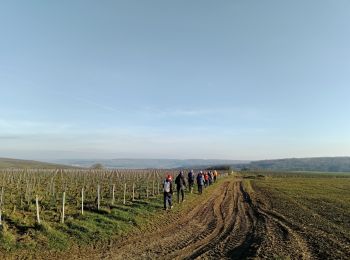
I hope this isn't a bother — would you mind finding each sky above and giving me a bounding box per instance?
[1,1,350,161]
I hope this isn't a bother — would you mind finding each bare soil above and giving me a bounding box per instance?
[71,178,314,259]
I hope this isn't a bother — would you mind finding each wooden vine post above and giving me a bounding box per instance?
[112,184,115,206]
[81,187,84,215]
[0,187,3,226]
[36,195,41,224]
[146,182,149,199]
[61,191,66,224]
[97,184,100,210]
[123,183,126,205]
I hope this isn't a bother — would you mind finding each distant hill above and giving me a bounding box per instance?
[240,157,350,172]
[0,158,77,169]
[5,156,350,172]
[52,158,249,169]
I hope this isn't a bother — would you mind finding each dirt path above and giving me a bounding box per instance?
[89,179,313,259]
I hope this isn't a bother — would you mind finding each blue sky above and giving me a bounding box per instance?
[1,1,350,160]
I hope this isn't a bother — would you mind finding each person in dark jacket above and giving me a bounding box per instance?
[208,171,214,185]
[163,175,173,210]
[197,171,204,194]
[175,171,186,203]
[187,170,195,193]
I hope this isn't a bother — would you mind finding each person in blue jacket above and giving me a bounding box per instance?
[196,171,204,194]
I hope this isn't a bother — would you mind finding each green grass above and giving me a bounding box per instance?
[0,224,16,251]
[0,195,163,256]
[0,185,197,259]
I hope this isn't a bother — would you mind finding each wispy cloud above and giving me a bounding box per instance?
[142,106,263,120]
[0,135,22,140]
[74,97,121,113]
[0,119,74,135]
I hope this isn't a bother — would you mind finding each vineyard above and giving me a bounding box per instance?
[0,168,189,254]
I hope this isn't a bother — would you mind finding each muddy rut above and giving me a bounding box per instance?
[97,179,312,259]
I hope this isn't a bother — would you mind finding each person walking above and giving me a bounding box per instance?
[175,171,186,203]
[197,171,204,194]
[163,175,173,210]
[213,170,218,182]
[187,169,195,193]
[208,171,213,185]
[204,172,209,188]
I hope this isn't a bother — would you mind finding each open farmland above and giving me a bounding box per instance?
[0,169,349,259]
[91,173,347,260]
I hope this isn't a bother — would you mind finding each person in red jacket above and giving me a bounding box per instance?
[204,172,209,187]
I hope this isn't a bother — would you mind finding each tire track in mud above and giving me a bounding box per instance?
[251,188,313,260]
[189,181,259,260]
[112,181,230,259]
[99,178,313,259]
[256,208,311,259]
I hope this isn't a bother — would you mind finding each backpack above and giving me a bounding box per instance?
[197,174,204,185]
[175,175,179,185]
[164,180,171,192]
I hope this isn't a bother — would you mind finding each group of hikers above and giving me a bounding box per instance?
[163,170,218,210]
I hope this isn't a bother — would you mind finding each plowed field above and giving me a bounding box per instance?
[84,178,328,259]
